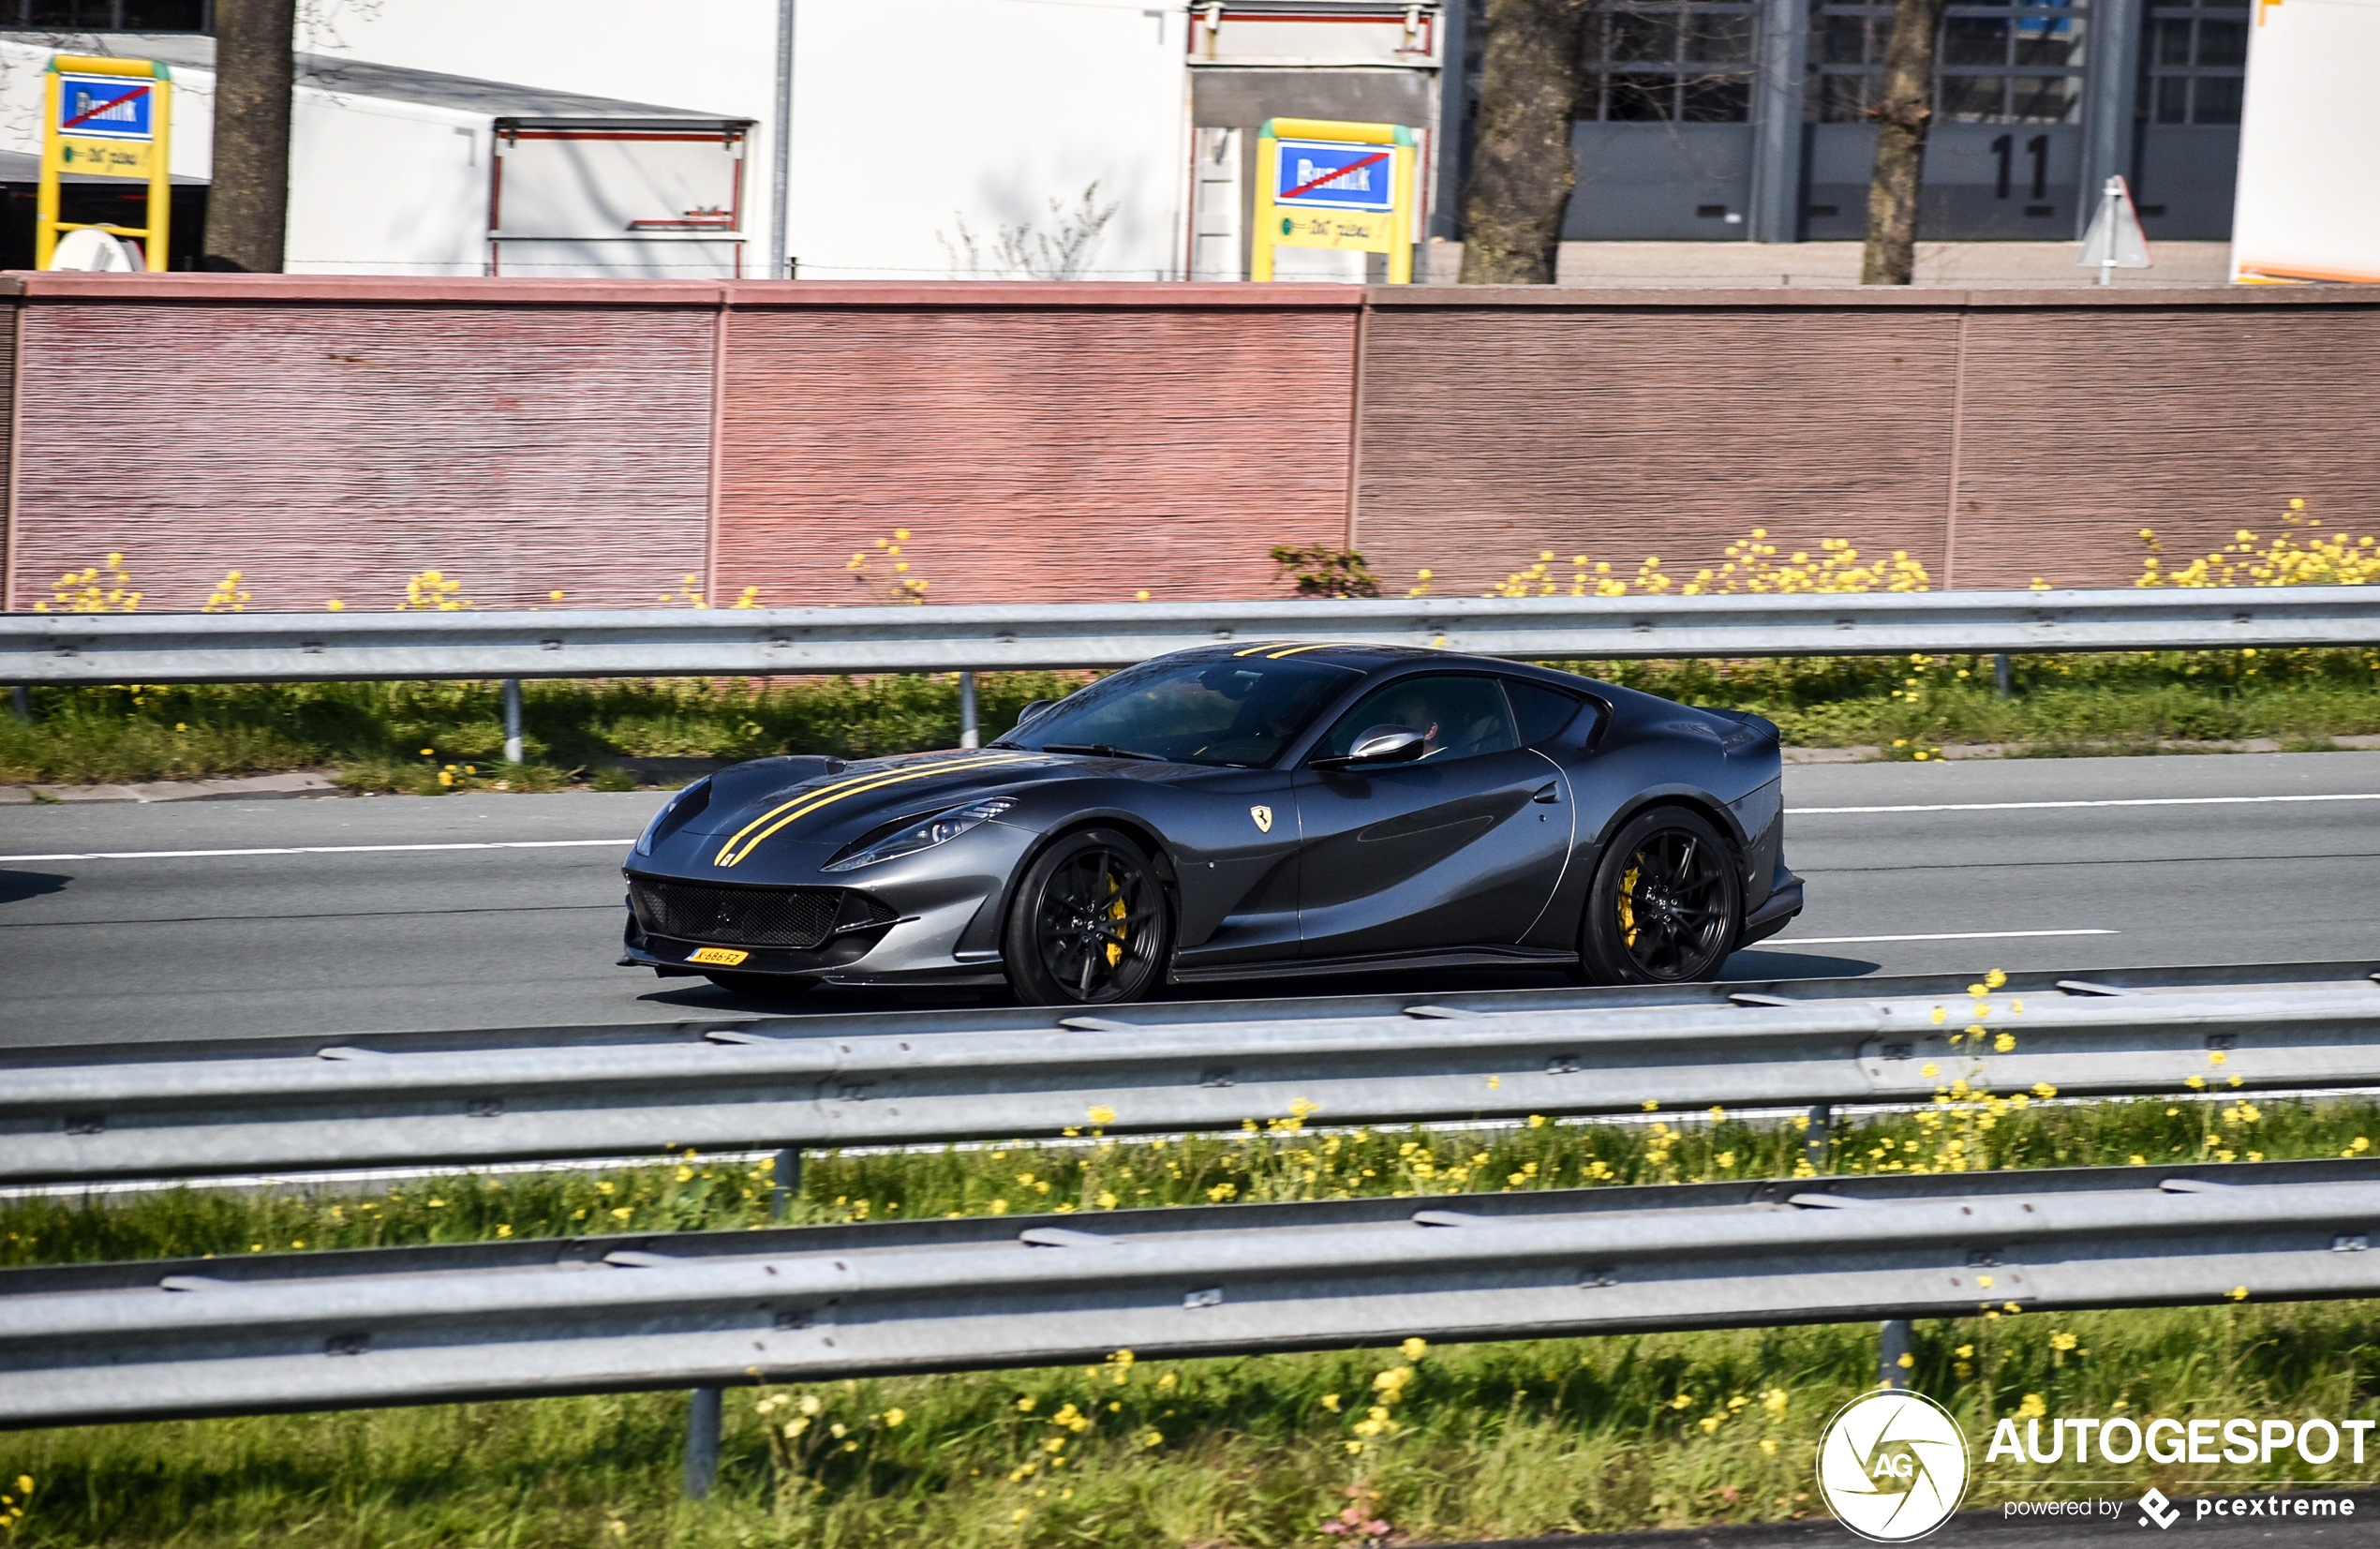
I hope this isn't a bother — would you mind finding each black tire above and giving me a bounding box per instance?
[702,971,815,998]
[1579,806,1743,984]
[1002,827,1172,1005]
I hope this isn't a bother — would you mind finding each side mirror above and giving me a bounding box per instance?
[1011,699,1056,735]
[1313,725,1427,771]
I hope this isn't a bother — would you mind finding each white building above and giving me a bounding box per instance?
[0,0,1445,280]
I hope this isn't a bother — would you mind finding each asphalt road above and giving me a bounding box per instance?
[2,751,2375,1051]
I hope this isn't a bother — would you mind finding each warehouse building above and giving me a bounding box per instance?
[0,0,2245,280]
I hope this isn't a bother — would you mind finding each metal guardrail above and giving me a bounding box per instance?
[7,970,2375,1185]
[7,1158,2380,1427]
[6,586,2379,683]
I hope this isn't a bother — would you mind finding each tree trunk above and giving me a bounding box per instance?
[203,0,296,273]
[1460,0,1592,284]
[1859,0,1950,284]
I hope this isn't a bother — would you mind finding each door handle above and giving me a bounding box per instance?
[1532,782,1561,804]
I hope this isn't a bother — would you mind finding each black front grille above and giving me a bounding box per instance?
[629,880,893,948]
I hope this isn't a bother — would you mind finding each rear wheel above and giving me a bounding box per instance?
[1580,806,1742,984]
[1002,827,1171,1005]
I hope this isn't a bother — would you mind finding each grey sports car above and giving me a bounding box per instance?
[620,642,1802,1004]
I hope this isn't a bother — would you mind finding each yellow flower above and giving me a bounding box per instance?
[882,1408,906,1426]
[1321,1393,1342,1411]
[1086,1105,1117,1126]
[2016,1393,2046,1419]
[1401,1337,1428,1362]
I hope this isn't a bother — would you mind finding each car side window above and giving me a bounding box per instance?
[1316,675,1521,765]
[1504,679,1589,747]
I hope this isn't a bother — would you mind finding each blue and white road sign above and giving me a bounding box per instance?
[57,73,156,141]
[1272,139,1397,213]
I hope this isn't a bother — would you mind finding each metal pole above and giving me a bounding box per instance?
[767,0,796,279]
[684,1384,723,1498]
[1993,652,2012,698]
[1746,0,1809,244]
[2098,180,2119,286]
[1878,1318,1914,1389]
[1804,1103,1832,1172]
[501,678,524,765]
[8,684,27,722]
[771,1146,800,1221]
[958,670,979,749]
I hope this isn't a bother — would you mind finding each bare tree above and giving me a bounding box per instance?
[941,185,1121,280]
[203,0,296,272]
[1459,0,1593,284]
[1859,0,1951,284]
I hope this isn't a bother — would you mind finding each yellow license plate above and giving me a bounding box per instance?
[687,946,750,966]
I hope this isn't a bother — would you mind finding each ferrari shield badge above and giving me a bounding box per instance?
[1250,805,1273,833]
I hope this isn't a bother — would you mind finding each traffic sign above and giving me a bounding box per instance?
[38,54,172,271]
[1253,117,1419,284]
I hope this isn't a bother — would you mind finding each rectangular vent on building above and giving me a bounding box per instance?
[1805,205,1838,217]
[2138,204,2167,216]
[2025,204,2056,217]
[1696,204,1728,218]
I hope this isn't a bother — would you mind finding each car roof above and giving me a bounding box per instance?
[1167,640,1595,689]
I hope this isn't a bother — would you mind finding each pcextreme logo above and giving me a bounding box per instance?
[1816,1389,1971,1542]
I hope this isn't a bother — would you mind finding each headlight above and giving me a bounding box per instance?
[633,777,711,857]
[823,798,1016,871]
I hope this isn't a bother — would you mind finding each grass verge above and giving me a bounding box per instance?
[7,1094,2380,1546]
[4,650,2378,789]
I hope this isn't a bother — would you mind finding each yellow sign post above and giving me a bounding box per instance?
[38,53,172,272]
[1252,117,1417,284]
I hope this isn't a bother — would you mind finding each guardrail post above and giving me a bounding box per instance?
[7,684,26,722]
[772,1146,800,1221]
[501,678,525,765]
[1994,653,2013,698]
[958,671,979,750]
[684,1384,723,1498]
[1878,1318,1914,1389]
[1804,1104,1832,1172]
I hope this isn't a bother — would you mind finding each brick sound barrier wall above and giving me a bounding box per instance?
[1,274,2373,615]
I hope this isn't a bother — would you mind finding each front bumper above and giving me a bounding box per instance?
[618,819,1034,986]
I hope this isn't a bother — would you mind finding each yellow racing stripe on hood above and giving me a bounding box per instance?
[712,753,1039,868]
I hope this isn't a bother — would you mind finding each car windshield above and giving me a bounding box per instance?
[996,654,1361,767]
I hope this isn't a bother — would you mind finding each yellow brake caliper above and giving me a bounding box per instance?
[1618,862,1641,949]
[1106,874,1127,966]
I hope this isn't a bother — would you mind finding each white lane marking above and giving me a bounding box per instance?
[1769,929,2120,946]
[1788,794,2380,815]
[0,840,635,863]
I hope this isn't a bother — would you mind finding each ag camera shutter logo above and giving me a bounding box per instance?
[1815,1390,1971,1542]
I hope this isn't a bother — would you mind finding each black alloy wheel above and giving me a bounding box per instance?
[1579,806,1743,984]
[1003,827,1171,1005]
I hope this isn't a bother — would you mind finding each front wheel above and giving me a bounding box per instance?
[1002,827,1172,1005]
[1579,806,1743,984]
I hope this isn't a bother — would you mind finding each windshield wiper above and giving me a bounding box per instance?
[1041,742,1169,762]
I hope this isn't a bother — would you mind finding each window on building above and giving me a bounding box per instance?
[0,0,209,29]
[1807,0,2088,123]
[2144,0,2247,123]
[1581,0,1759,122]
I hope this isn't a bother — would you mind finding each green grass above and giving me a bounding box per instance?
[3,648,2378,788]
[7,1095,2380,1546]
[1574,648,2380,754]
[0,675,1087,791]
